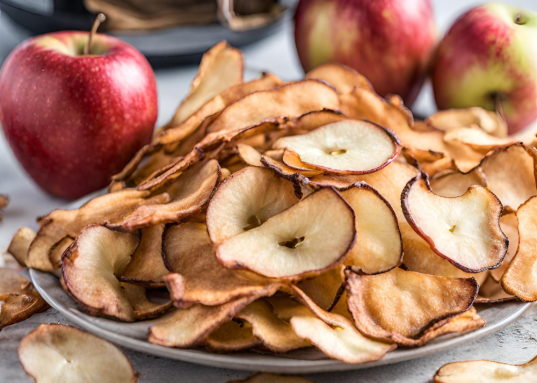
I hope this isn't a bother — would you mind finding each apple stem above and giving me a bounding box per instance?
[84,13,106,56]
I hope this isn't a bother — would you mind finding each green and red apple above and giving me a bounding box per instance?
[0,22,157,199]
[294,0,436,106]
[432,3,537,134]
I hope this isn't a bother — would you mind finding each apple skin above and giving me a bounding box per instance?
[432,3,537,134]
[294,0,436,107]
[0,32,157,199]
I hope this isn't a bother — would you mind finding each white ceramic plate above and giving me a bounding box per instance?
[29,191,532,373]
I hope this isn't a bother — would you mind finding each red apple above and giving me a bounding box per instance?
[432,3,537,134]
[0,21,157,199]
[294,0,436,107]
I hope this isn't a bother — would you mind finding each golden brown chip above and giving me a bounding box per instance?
[426,107,507,137]
[434,355,537,383]
[163,222,288,308]
[345,268,478,346]
[296,265,345,313]
[48,236,74,271]
[121,282,172,320]
[429,167,487,197]
[443,126,518,152]
[305,62,374,94]
[490,213,519,282]
[119,224,168,288]
[501,196,537,301]
[402,174,507,273]
[288,109,347,132]
[236,143,263,167]
[228,373,319,383]
[6,227,36,266]
[205,319,260,353]
[477,274,516,303]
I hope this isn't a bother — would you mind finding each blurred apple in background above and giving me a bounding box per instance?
[0,14,157,199]
[432,3,537,135]
[294,0,436,107]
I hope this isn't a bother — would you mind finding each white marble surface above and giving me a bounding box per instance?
[1,1,537,381]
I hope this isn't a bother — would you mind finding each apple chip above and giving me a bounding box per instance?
[62,225,140,321]
[402,174,507,272]
[207,80,340,134]
[426,107,507,137]
[216,188,356,278]
[273,120,401,175]
[163,222,288,308]
[429,167,487,197]
[205,319,260,353]
[6,227,36,266]
[478,275,516,303]
[288,287,396,363]
[207,166,299,244]
[49,236,75,271]
[235,300,310,353]
[0,268,48,330]
[260,155,322,197]
[443,126,518,152]
[229,373,318,383]
[119,224,168,288]
[19,324,137,383]
[296,265,345,312]
[167,41,243,128]
[148,296,257,348]
[340,183,402,274]
[480,144,537,210]
[289,109,347,132]
[346,268,478,346]
[120,282,172,320]
[501,196,537,301]
[27,189,167,272]
[434,355,537,383]
[417,306,485,345]
[490,213,519,282]
[106,160,220,231]
[306,62,373,94]
[237,143,263,167]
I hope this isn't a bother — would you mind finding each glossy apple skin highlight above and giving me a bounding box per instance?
[0,32,157,199]
[294,0,436,106]
[432,3,537,134]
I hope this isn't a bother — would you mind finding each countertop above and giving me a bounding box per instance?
[1,1,537,381]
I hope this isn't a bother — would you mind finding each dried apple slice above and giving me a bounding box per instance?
[6,227,35,266]
[340,183,402,274]
[205,319,260,353]
[273,120,401,175]
[417,306,485,345]
[260,155,322,197]
[121,282,172,320]
[289,109,347,132]
[235,300,310,353]
[0,269,48,330]
[216,188,356,278]
[167,41,243,128]
[480,144,537,210]
[443,126,518,152]
[163,222,288,308]
[19,324,137,383]
[207,166,299,244]
[429,167,487,197]
[306,62,374,94]
[402,174,507,272]
[296,265,345,312]
[478,274,516,303]
[207,80,340,134]
[106,160,220,231]
[118,224,168,288]
[229,373,319,383]
[426,107,507,137]
[61,225,140,321]
[434,355,537,383]
[346,268,478,346]
[501,196,537,301]
[48,236,75,271]
[237,143,263,166]
[490,213,519,282]
[27,189,167,272]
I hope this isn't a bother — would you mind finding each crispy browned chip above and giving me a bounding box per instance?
[260,155,322,197]
[273,120,401,175]
[477,274,516,303]
[121,282,172,320]
[118,224,168,288]
[235,299,310,353]
[426,107,507,137]
[434,355,537,383]
[417,306,485,345]
[490,213,519,282]
[345,268,478,346]
[340,183,402,274]
[306,62,374,94]
[27,189,167,272]
[429,167,486,197]
[402,174,507,273]
[443,126,518,152]
[48,236,75,271]
[61,225,141,321]
[148,296,257,348]
[216,188,356,279]
[296,265,345,313]
[480,144,537,210]
[0,268,48,329]
[501,196,537,301]
[6,227,36,266]
[163,222,288,308]
[206,80,340,134]
[236,143,264,167]
[228,373,319,383]
[204,319,260,353]
[106,160,220,231]
[289,109,347,132]
[19,324,138,383]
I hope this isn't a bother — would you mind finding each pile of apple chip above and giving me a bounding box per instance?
[9,41,537,364]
